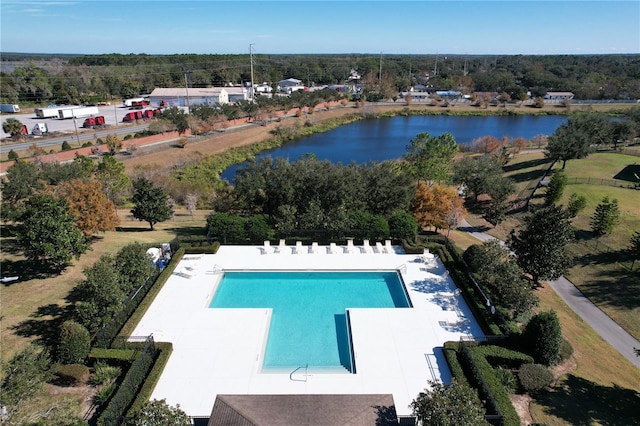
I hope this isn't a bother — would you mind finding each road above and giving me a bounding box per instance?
[459,219,640,369]
[0,123,150,154]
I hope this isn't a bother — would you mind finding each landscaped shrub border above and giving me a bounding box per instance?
[97,337,158,426]
[89,348,138,362]
[457,341,531,426]
[125,342,173,419]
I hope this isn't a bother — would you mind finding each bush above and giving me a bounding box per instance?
[495,366,518,394]
[56,363,90,386]
[89,361,122,386]
[559,338,574,362]
[95,383,117,405]
[58,320,91,364]
[522,311,562,366]
[61,141,72,151]
[518,363,554,394]
[7,149,18,160]
[388,210,418,242]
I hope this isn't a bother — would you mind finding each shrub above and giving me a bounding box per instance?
[495,366,517,394]
[559,338,574,362]
[7,149,18,160]
[89,361,122,386]
[56,363,90,386]
[61,141,72,151]
[518,363,554,394]
[58,320,91,364]
[522,311,562,366]
[95,383,117,405]
[388,210,418,242]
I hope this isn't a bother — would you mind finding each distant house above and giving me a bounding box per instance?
[149,87,229,107]
[544,92,574,101]
[278,78,306,94]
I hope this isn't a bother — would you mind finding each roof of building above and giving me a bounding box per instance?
[149,87,227,97]
[208,394,397,426]
[545,91,574,96]
[278,78,303,86]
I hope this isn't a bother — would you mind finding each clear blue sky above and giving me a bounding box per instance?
[1,1,638,55]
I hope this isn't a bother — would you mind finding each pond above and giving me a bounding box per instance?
[221,114,567,182]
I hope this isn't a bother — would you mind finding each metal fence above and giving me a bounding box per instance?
[566,176,639,189]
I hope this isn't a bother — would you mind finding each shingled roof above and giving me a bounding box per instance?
[208,394,398,426]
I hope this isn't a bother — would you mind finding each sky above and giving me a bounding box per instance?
[1,1,638,55]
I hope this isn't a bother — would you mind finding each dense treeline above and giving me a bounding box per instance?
[1,53,639,104]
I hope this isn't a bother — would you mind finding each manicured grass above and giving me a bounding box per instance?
[1,209,211,363]
[528,285,640,425]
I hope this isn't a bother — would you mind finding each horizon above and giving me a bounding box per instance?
[1,1,638,56]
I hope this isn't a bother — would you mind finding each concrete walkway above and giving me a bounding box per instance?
[458,219,640,369]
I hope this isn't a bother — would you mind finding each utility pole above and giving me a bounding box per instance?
[249,43,255,101]
[379,52,383,85]
[182,68,191,113]
[433,54,438,76]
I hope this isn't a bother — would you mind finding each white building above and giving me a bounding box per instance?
[149,87,229,107]
[278,78,306,94]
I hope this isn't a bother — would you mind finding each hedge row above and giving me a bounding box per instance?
[89,348,138,362]
[458,342,523,426]
[436,244,502,336]
[97,339,159,426]
[474,345,533,370]
[126,342,174,418]
[442,341,468,386]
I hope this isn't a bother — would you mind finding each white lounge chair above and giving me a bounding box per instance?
[363,239,373,254]
[376,241,385,254]
[296,241,305,254]
[329,242,338,254]
[346,239,355,254]
[263,240,273,255]
[311,242,319,254]
[278,239,287,254]
[385,240,393,254]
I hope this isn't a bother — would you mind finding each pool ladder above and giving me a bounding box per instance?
[289,364,308,382]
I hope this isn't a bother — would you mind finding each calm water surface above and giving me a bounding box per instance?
[222,114,566,182]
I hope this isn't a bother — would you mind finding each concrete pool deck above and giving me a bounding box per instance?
[131,244,484,418]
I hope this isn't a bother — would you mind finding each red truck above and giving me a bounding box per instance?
[82,116,106,128]
[123,111,143,122]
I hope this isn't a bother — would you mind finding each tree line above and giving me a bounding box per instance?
[2,53,639,105]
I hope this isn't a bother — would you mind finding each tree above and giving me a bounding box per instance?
[104,133,122,154]
[0,160,42,220]
[57,320,91,364]
[56,179,120,236]
[130,177,174,230]
[7,149,19,160]
[509,205,574,286]
[206,212,247,244]
[76,255,125,332]
[160,106,189,135]
[565,192,586,218]
[96,155,131,208]
[410,379,488,426]
[472,135,501,154]
[522,310,562,366]
[544,170,568,205]
[17,194,88,271]
[125,399,191,426]
[590,196,620,235]
[546,112,612,169]
[404,132,459,183]
[412,183,466,232]
[184,193,198,216]
[630,231,640,270]
[388,210,418,242]
[464,240,538,318]
[115,242,156,293]
[2,117,25,140]
[1,345,54,417]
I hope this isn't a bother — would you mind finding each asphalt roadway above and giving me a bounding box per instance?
[459,219,640,369]
[0,104,153,153]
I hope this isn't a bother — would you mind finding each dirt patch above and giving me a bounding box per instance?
[47,382,98,420]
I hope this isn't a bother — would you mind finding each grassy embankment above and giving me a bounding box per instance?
[459,150,640,425]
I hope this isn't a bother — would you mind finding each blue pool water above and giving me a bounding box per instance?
[209,271,411,372]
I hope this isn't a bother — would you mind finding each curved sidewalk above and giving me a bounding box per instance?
[459,219,640,369]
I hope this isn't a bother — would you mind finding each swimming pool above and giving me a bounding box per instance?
[209,271,412,372]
